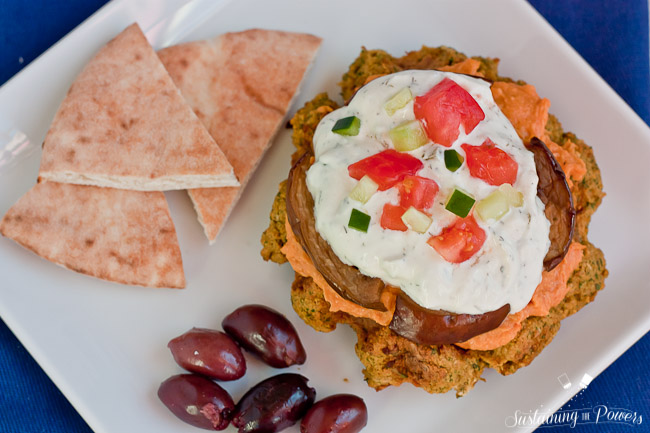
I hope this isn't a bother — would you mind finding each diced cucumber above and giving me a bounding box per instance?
[384,88,413,116]
[476,185,524,221]
[445,189,475,218]
[349,175,379,204]
[444,149,464,172]
[476,189,509,221]
[332,116,361,136]
[348,208,371,232]
[389,121,428,152]
[401,207,432,233]
[499,184,523,207]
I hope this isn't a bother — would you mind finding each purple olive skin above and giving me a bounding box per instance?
[300,394,368,433]
[168,328,246,381]
[158,374,234,430]
[232,373,316,433]
[222,304,307,368]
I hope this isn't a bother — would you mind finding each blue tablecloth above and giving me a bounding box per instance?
[0,1,648,432]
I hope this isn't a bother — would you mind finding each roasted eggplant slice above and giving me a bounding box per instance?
[388,293,510,345]
[527,137,576,271]
[286,153,387,311]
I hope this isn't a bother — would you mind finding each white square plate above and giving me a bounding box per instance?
[1,0,649,432]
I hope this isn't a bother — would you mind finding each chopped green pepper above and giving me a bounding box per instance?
[445,189,475,217]
[444,149,464,172]
[348,208,371,232]
[332,116,361,136]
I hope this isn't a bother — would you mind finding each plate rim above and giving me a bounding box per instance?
[0,1,649,432]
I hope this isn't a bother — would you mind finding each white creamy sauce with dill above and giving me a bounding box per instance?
[306,70,550,315]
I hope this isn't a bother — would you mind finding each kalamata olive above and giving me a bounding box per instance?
[300,394,368,433]
[222,305,307,368]
[232,373,316,433]
[168,327,246,381]
[158,374,234,430]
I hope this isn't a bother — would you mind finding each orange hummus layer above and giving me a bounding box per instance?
[457,242,584,350]
[438,58,483,76]
[281,219,396,326]
[492,82,587,186]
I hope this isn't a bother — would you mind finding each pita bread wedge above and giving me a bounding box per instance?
[158,29,321,242]
[0,182,185,288]
[39,23,238,191]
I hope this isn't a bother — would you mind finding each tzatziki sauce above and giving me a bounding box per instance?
[306,70,550,314]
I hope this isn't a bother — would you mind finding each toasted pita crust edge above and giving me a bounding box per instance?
[39,171,239,191]
[38,23,237,192]
[0,182,186,289]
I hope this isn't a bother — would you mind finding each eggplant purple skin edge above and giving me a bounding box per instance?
[287,153,387,311]
[526,136,576,272]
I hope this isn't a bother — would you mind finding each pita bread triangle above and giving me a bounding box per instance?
[39,23,238,191]
[158,29,321,242]
[0,181,185,288]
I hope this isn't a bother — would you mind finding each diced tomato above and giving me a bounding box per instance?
[427,215,486,263]
[398,175,439,213]
[413,78,485,147]
[380,203,408,231]
[348,149,423,191]
[461,139,518,186]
